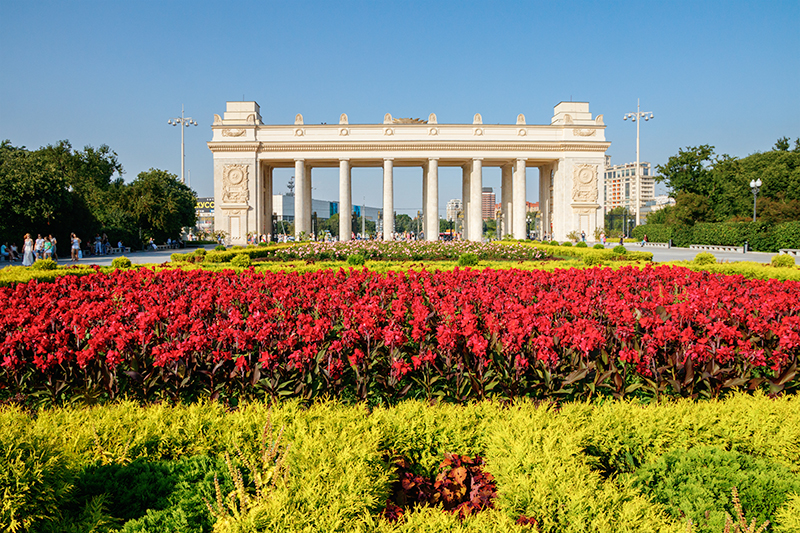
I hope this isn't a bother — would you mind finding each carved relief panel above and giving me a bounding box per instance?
[571,164,598,203]
[222,164,249,204]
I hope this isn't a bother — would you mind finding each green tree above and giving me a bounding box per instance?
[318,212,339,237]
[655,145,718,198]
[0,141,73,240]
[127,169,196,242]
[668,192,713,225]
[394,213,413,233]
[483,218,497,239]
[775,136,790,151]
[645,205,671,225]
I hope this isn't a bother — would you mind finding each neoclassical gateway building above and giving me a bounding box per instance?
[208,101,609,244]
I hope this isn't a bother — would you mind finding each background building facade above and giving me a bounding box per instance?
[481,187,496,220]
[446,198,463,221]
[603,159,654,215]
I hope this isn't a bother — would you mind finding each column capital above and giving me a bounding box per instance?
[294,158,305,162]
[339,157,350,162]
[473,157,484,162]
[384,157,394,162]
[516,157,527,164]
[428,157,439,162]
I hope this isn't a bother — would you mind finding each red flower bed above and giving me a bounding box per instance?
[1,265,798,405]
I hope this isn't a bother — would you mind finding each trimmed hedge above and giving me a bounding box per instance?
[633,221,800,252]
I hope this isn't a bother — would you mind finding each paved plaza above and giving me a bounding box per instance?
[0,243,782,270]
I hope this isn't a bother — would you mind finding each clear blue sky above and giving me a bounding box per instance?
[2,1,798,215]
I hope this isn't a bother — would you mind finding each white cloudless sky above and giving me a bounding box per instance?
[1,0,798,215]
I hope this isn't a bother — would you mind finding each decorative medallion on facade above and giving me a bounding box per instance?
[571,164,598,203]
[222,164,249,204]
[222,129,246,137]
[572,128,596,137]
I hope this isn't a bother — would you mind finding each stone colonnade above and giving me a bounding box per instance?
[209,101,610,244]
[280,157,532,242]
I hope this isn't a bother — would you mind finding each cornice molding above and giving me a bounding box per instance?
[208,142,261,152]
[208,141,610,153]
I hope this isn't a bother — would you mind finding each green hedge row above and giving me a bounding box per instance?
[633,221,800,252]
[4,395,800,533]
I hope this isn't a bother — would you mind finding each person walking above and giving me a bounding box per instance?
[49,234,58,261]
[43,236,53,259]
[71,233,81,262]
[34,234,44,260]
[619,234,624,247]
[600,231,606,246]
[641,233,649,247]
[22,233,35,266]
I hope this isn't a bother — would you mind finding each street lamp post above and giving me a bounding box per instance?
[623,99,654,227]
[168,105,198,185]
[750,178,763,222]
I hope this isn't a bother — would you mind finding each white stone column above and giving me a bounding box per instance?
[426,158,439,241]
[462,163,471,240]
[253,162,260,241]
[339,159,351,241]
[306,163,314,222]
[469,158,483,241]
[501,163,512,237]
[294,160,307,238]
[540,165,552,240]
[382,158,394,240]
[264,165,273,238]
[513,158,527,240]
[422,164,428,239]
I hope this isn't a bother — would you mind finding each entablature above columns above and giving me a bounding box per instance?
[207,140,611,155]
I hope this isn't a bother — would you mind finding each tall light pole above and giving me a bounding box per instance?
[750,178,762,222]
[168,105,198,184]
[623,99,654,227]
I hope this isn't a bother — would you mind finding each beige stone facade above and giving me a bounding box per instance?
[208,101,610,244]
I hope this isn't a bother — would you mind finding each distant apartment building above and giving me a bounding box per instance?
[603,158,655,216]
[482,187,496,220]
[446,198,463,221]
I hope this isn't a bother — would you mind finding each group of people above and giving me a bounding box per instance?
[0,233,127,266]
[1,234,59,265]
[145,237,182,250]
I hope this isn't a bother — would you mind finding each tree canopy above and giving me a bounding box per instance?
[0,140,196,249]
[653,139,800,225]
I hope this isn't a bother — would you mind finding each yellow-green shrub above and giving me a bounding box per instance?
[5,395,800,532]
[694,252,716,265]
[772,254,796,268]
